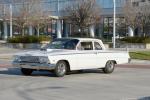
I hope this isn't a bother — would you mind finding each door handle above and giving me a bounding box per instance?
[94,52,98,54]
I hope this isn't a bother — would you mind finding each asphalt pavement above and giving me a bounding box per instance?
[0,46,150,100]
[0,46,150,68]
[0,67,150,100]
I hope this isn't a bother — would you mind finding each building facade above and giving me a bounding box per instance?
[132,0,150,7]
[0,0,127,40]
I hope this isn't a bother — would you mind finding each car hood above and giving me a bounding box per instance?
[15,49,76,56]
[15,49,129,57]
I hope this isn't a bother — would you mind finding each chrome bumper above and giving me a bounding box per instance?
[12,61,56,70]
[128,58,131,63]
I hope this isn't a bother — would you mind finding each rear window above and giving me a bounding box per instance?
[77,42,93,50]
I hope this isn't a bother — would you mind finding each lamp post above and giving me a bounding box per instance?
[56,0,62,38]
[113,0,116,48]
[10,4,12,38]
[57,0,60,16]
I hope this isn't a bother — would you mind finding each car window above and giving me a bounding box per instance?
[64,39,78,50]
[94,42,102,50]
[77,42,93,50]
[42,39,79,50]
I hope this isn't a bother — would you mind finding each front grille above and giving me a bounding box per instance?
[20,56,40,63]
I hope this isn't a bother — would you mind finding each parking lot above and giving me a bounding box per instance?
[0,46,150,100]
[0,67,150,100]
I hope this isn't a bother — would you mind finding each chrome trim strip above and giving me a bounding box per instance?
[49,51,127,56]
[128,58,131,63]
[12,61,56,70]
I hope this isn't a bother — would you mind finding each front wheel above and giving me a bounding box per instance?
[21,68,33,75]
[103,61,115,74]
[54,61,67,77]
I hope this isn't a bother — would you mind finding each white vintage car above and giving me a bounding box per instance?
[13,38,130,77]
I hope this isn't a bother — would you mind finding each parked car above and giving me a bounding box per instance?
[12,38,130,77]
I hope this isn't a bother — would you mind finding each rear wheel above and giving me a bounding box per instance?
[21,68,33,75]
[54,61,67,77]
[103,61,115,74]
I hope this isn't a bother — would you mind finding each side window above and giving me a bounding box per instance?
[77,42,93,50]
[64,39,79,50]
[94,42,102,50]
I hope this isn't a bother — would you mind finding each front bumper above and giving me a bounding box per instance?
[12,61,56,70]
[128,58,131,63]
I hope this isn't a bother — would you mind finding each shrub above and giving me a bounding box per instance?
[7,35,51,43]
[120,37,150,43]
[38,35,51,41]
[70,32,91,38]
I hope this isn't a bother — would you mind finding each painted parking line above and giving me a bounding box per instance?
[0,64,12,68]
[0,63,150,69]
[117,64,150,69]
[0,68,9,71]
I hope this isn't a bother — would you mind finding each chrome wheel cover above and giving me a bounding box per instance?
[107,61,114,70]
[57,63,66,75]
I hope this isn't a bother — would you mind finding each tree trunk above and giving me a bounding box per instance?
[37,25,40,37]
[80,27,84,37]
[143,25,145,37]
[128,26,134,37]
[89,25,95,38]
[22,26,25,36]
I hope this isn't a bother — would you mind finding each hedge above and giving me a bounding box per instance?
[7,35,51,43]
[120,37,150,43]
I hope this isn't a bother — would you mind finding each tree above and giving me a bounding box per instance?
[29,12,51,37]
[12,0,32,35]
[123,1,139,36]
[12,0,51,36]
[123,1,150,37]
[136,5,150,36]
[26,0,51,36]
[65,0,101,37]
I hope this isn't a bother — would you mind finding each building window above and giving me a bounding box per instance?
[132,2,139,6]
[141,0,145,2]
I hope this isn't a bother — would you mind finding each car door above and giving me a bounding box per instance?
[94,41,107,68]
[75,41,98,69]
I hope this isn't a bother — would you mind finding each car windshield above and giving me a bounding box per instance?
[42,39,79,50]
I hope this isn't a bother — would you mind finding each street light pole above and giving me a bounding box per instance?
[10,4,13,38]
[113,0,116,48]
[57,0,60,16]
[56,0,62,38]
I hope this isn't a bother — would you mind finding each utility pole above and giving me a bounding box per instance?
[57,0,62,38]
[113,0,116,48]
[10,4,13,38]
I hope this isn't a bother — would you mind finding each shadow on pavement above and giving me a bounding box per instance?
[0,68,22,75]
[0,68,105,77]
[138,96,150,100]
[0,68,55,77]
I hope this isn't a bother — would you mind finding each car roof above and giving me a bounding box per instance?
[56,37,102,41]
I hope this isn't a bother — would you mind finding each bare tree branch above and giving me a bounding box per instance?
[12,0,51,36]
[123,1,150,36]
[65,0,101,37]
[123,1,138,30]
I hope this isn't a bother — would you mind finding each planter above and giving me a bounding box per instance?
[146,44,150,49]
[117,43,150,49]
[104,44,109,49]
[1,43,48,49]
[1,42,150,49]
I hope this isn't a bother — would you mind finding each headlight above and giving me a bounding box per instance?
[13,55,21,62]
[39,57,50,64]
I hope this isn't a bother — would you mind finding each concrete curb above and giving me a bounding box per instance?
[0,54,150,64]
[130,59,150,65]
[0,68,9,71]
[0,54,14,60]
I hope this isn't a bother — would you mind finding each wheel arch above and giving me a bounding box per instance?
[111,60,117,64]
[105,60,117,66]
[57,60,71,72]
